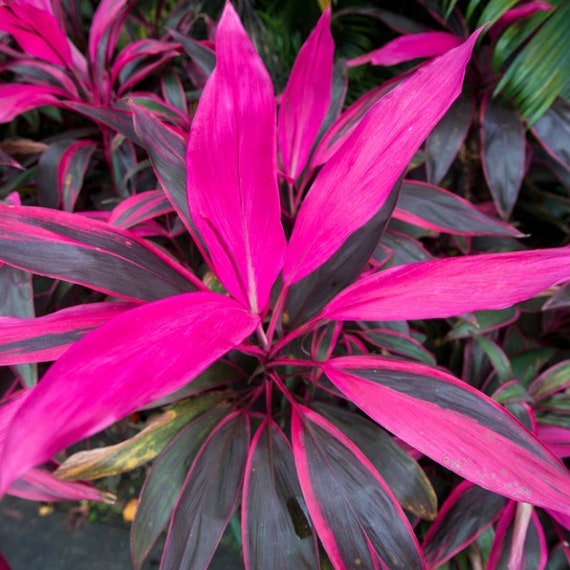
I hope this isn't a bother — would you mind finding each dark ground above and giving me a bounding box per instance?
[0,495,243,570]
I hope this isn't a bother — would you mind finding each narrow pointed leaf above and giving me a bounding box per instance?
[0,4,72,67]
[168,30,216,78]
[313,403,437,520]
[320,247,570,322]
[531,97,570,171]
[187,3,285,312]
[394,181,522,236]
[243,420,319,570]
[54,392,225,481]
[292,406,425,569]
[0,204,202,302]
[529,361,570,400]
[278,7,333,179]
[0,302,133,365]
[0,292,259,495]
[162,412,249,570]
[426,96,474,185]
[480,96,526,217]
[108,190,174,230]
[284,30,481,285]
[447,307,520,341]
[422,482,507,568]
[131,406,228,570]
[0,84,60,123]
[348,32,464,67]
[324,356,570,513]
[131,105,198,237]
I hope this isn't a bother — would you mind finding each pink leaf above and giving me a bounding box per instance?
[0,302,134,365]
[0,3,72,67]
[277,6,334,179]
[348,32,464,68]
[320,247,570,322]
[283,29,482,286]
[0,292,259,495]
[186,2,285,312]
[0,84,60,123]
[323,357,570,513]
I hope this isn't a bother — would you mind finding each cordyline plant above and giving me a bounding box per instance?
[2,3,570,568]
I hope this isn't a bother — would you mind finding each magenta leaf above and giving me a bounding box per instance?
[0,302,133,365]
[323,357,570,513]
[426,96,474,185]
[88,0,129,100]
[320,247,570,322]
[0,204,202,302]
[108,190,174,230]
[348,32,464,67]
[0,3,72,67]
[186,3,285,312]
[131,406,229,569]
[0,292,259,494]
[422,482,507,567]
[37,140,97,210]
[242,419,319,569]
[394,181,522,236]
[0,84,60,123]
[313,403,437,520]
[285,178,401,327]
[292,405,425,569]
[480,96,526,217]
[487,503,547,570]
[161,412,249,570]
[284,29,482,285]
[531,97,570,172]
[278,6,333,179]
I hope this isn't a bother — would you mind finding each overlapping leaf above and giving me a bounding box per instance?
[0,204,202,302]
[323,357,570,513]
[0,293,259,494]
[186,3,285,312]
[284,29,482,285]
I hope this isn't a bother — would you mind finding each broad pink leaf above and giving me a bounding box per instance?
[291,405,425,569]
[242,419,319,569]
[278,7,333,179]
[0,292,259,495]
[283,29,482,286]
[0,3,72,67]
[323,356,570,513]
[480,95,526,217]
[394,181,522,236]
[348,32,463,67]
[108,190,174,230]
[537,424,570,458]
[422,482,507,568]
[0,204,202,302]
[162,412,249,570]
[0,302,133,365]
[320,247,570,322]
[0,84,60,123]
[186,2,285,312]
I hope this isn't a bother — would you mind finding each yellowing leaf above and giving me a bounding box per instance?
[123,498,138,522]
